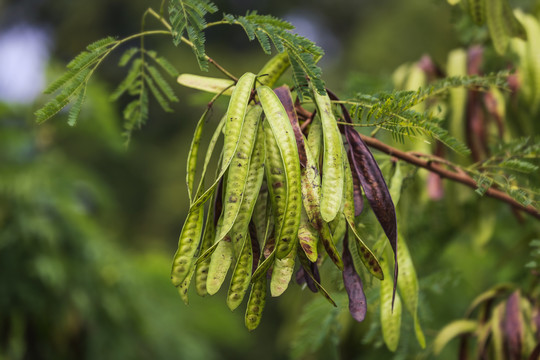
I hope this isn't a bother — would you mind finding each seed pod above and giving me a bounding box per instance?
[304,262,320,293]
[190,73,256,208]
[192,116,226,200]
[194,192,219,297]
[396,235,425,348]
[245,272,267,331]
[257,51,290,88]
[206,232,234,295]
[216,105,262,244]
[469,0,486,25]
[342,233,367,322]
[171,202,205,287]
[230,119,266,255]
[222,72,256,167]
[301,137,343,270]
[177,263,196,305]
[186,108,211,203]
[274,85,307,167]
[270,241,297,297]
[312,88,344,223]
[297,250,337,306]
[307,115,322,168]
[343,157,383,279]
[177,73,235,95]
[258,85,302,259]
[297,206,319,263]
[300,139,322,229]
[330,212,346,244]
[380,249,403,352]
[319,222,344,271]
[252,180,269,246]
[264,118,287,226]
[345,126,398,306]
[227,232,254,310]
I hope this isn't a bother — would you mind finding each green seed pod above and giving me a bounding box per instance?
[177,73,235,95]
[270,241,297,297]
[230,119,266,256]
[397,235,425,348]
[171,203,205,287]
[307,115,322,168]
[194,197,217,297]
[206,234,234,295]
[258,85,302,260]
[252,180,269,247]
[343,156,383,279]
[216,105,262,244]
[257,52,291,88]
[177,263,196,305]
[380,249,403,352]
[245,274,267,331]
[330,212,346,244]
[312,89,344,223]
[227,232,254,310]
[297,206,319,263]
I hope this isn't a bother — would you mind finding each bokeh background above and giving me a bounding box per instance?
[1,0,539,359]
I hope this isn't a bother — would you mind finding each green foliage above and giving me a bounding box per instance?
[289,295,346,359]
[111,48,179,140]
[168,0,218,70]
[35,37,117,125]
[223,12,325,98]
[470,136,540,206]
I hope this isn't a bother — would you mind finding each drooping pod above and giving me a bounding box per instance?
[343,152,383,279]
[380,247,403,352]
[307,115,322,168]
[190,72,256,209]
[297,206,319,263]
[206,105,262,295]
[227,232,254,310]
[245,270,268,331]
[252,180,269,247]
[170,202,205,287]
[230,118,266,256]
[194,192,219,297]
[397,235,425,348]
[301,137,343,270]
[177,263,196,305]
[215,105,262,243]
[257,85,302,259]
[312,88,344,223]
[270,241,297,297]
[342,232,367,322]
[257,52,291,88]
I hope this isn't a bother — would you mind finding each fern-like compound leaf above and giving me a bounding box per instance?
[168,0,218,71]
[224,12,325,98]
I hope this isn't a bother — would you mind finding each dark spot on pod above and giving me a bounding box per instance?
[273,181,283,189]
[271,168,283,175]
[229,195,238,203]
[224,235,232,243]
[300,242,313,255]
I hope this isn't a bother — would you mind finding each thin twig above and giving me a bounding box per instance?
[146,8,238,82]
[360,134,540,220]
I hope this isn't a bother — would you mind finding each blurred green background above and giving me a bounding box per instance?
[0,0,539,359]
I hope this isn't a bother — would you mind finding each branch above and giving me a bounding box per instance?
[147,8,238,82]
[360,134,540,220]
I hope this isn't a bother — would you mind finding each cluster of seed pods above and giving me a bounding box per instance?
[171,56,398,330]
